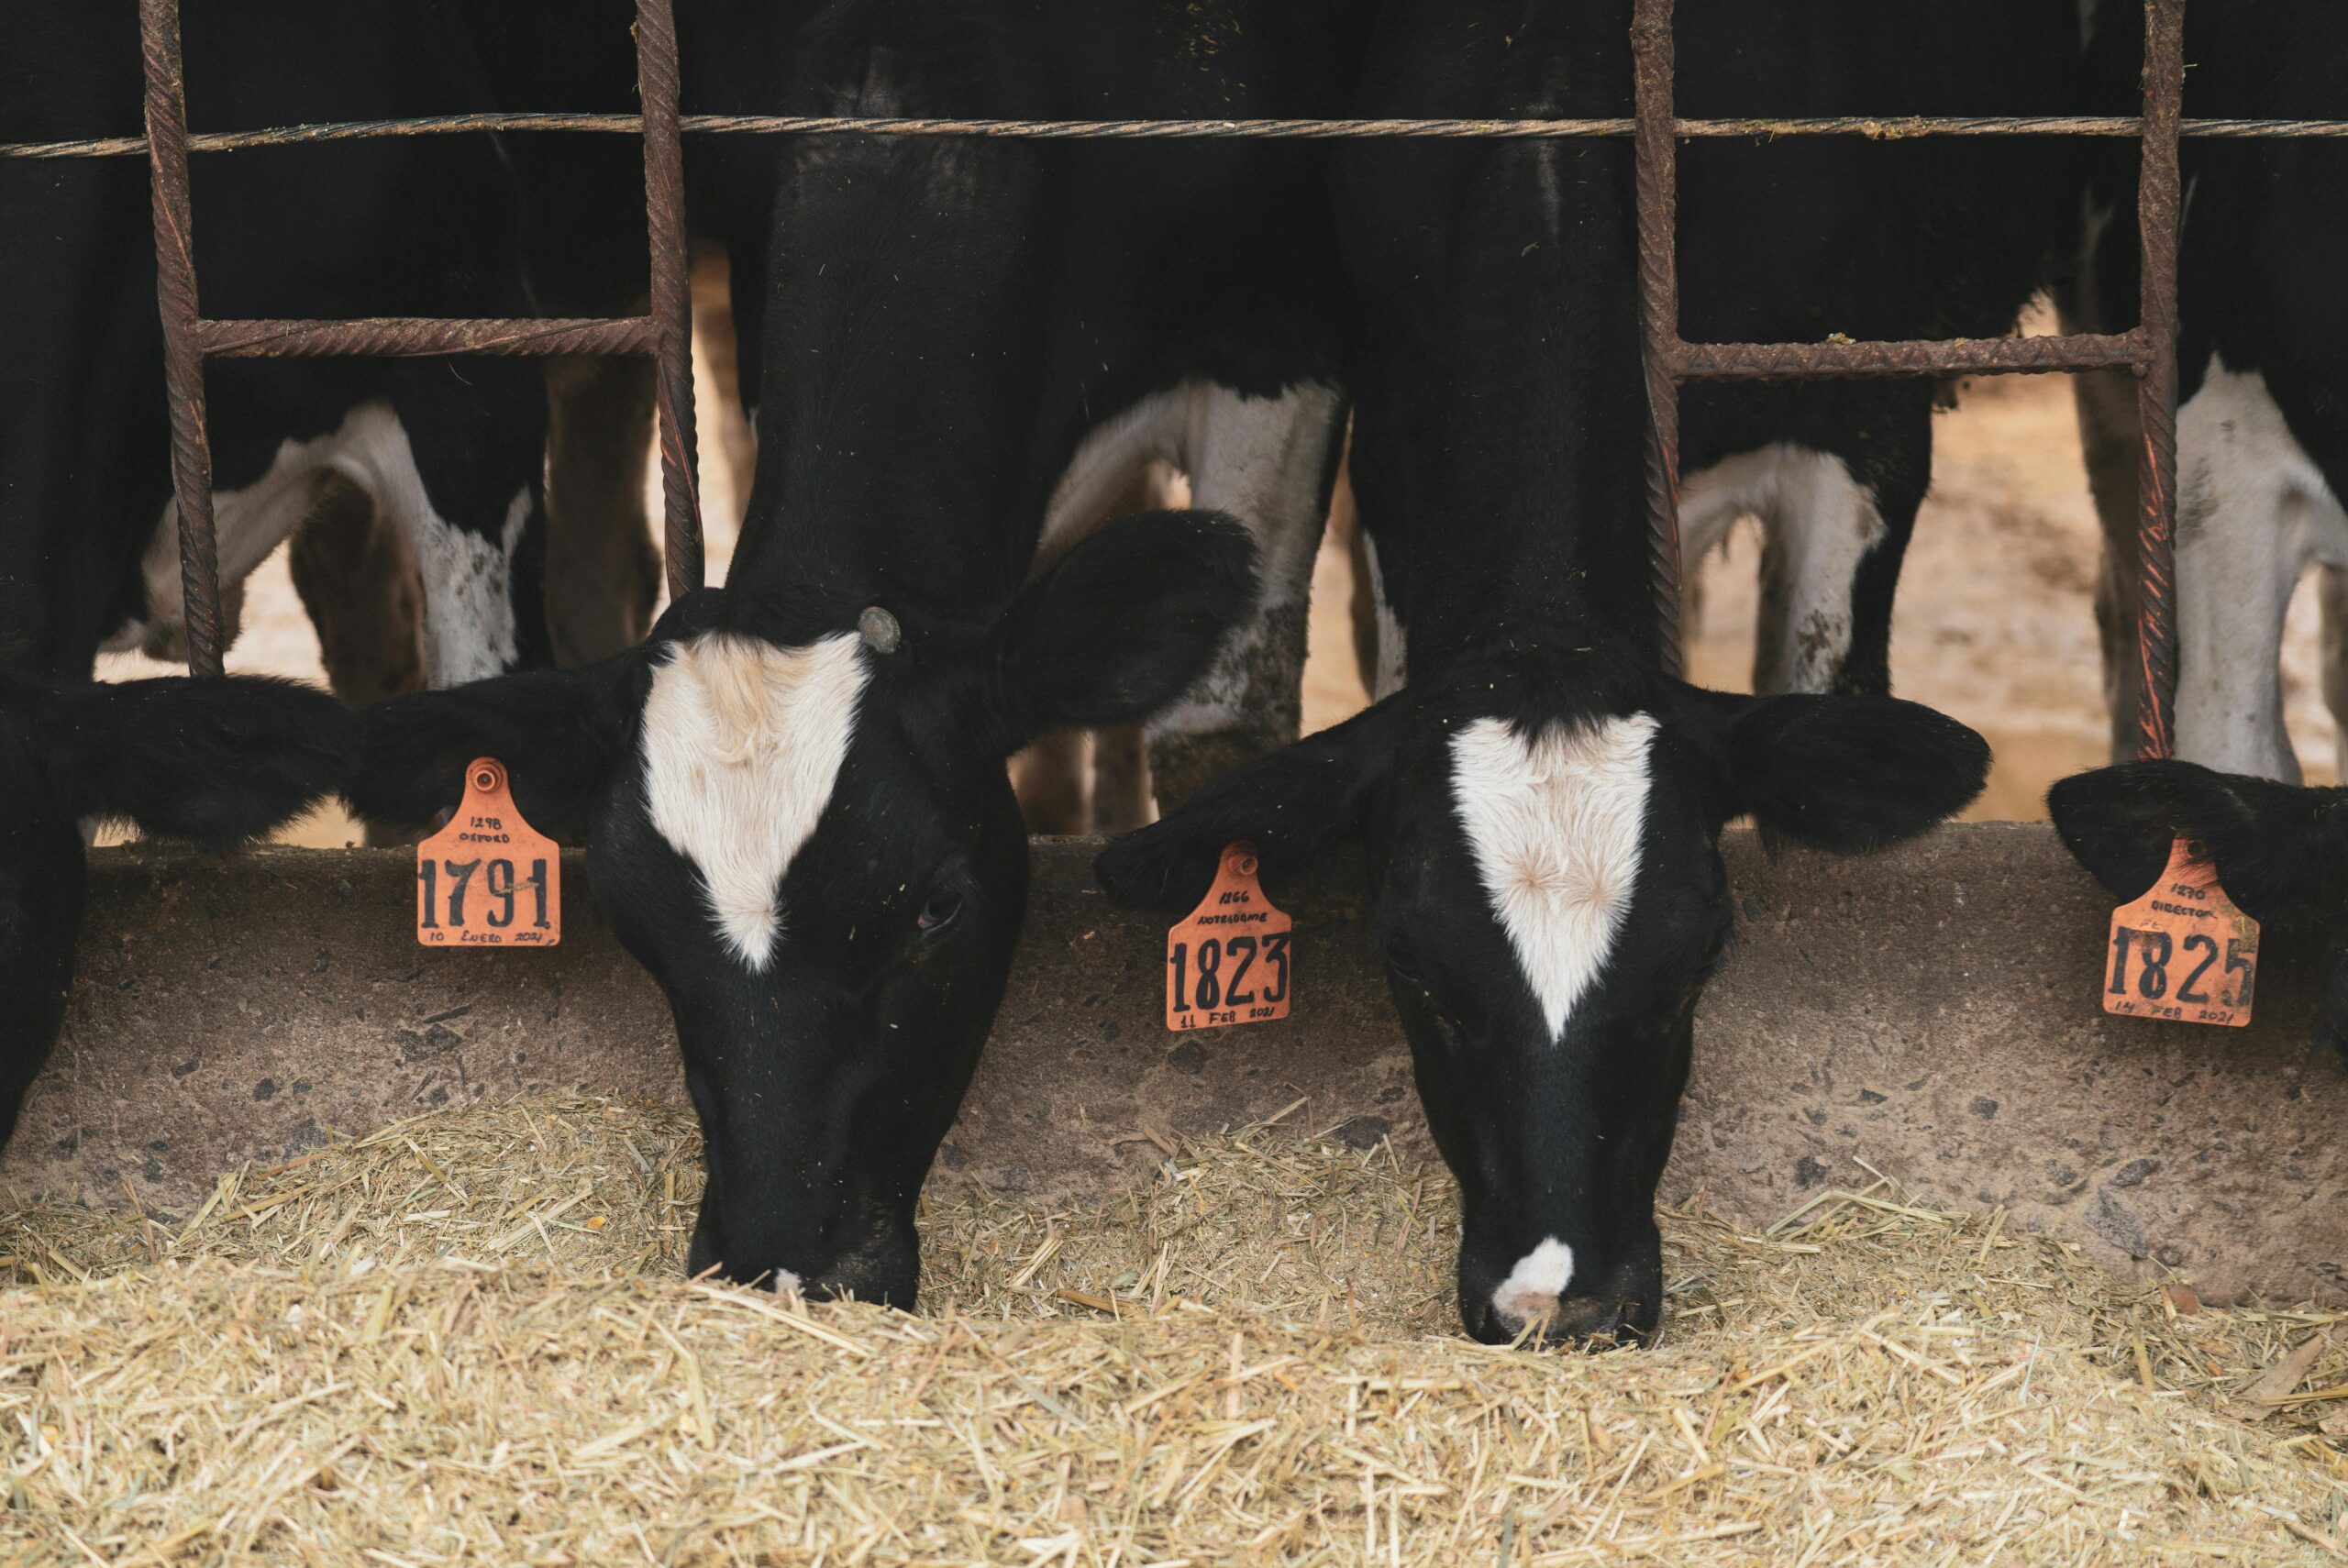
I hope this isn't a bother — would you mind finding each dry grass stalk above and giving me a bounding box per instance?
[0,1097,2339,1565]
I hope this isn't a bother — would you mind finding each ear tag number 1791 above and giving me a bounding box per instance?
[2102,836,2255,1027]
[1166,843,1291,1032]
[415,757,560,947]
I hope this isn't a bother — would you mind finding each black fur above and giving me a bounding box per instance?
[355,513,1260,1303]
[996,511,1261,742]
[1721,694,1994,856]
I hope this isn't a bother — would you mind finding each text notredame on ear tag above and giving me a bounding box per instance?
[1166,843,1291,1032]
[2102,837,2256,1028]
[415,757,561,948]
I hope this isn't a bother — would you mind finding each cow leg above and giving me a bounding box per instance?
[1010,728,1091,834]
[542,356,659,667]
[1751,445,1901,695]
[1091,726,1153,833]
[2172,362,2310,781]
[693,244,759,526]
[377,363,554,686]
[2070,366,2146,761]
[1687,426,1920,698]
[2320,570,2348,784]
[1147,380,1348,805]
[287,470,425,706]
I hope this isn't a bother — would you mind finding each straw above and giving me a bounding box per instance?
[0,1096,2339,1564]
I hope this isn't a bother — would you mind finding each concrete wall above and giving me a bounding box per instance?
[14,825,2342,1304]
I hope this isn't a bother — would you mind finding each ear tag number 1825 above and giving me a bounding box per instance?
[415,757,560,947]
[1166,842,1290,1032]
[2103,837,2255,1027]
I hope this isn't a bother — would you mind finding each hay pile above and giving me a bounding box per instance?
[0,1099,2341,1565]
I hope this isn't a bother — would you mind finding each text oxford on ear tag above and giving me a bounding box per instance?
[1166,842,1291,1032]
[415,757,561,947]
[2102,837,2256,1027]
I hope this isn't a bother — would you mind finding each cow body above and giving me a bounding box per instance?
[1102,0,2027,1344]
[2074,2,2348,783]
[355,0,1368,1305]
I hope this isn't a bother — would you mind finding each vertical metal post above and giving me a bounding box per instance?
[139,0,227,678]
[2132,0,2187,760]
[635,0,704,602]
[1632,0,1686,680]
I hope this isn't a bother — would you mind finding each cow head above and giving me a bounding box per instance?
[2051,759,2348,1061]
[1098,651,1987,1345]
[352,511,1258,1305]
[0,674,353,1146]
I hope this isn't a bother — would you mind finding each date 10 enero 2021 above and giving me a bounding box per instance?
[417,856,554,938]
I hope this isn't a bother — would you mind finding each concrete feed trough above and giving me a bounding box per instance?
[15,824,2343,1306]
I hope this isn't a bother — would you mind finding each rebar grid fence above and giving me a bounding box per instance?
[0,0,2315,759]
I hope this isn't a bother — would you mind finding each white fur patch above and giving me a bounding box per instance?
[1678,444,1886,694]
[2173,354,2348,780]
[1450,714,1658,1039]
[1491,1237,1577,1328]
[639,633,869,968]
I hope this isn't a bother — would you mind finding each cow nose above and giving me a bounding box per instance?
[1497,1291,1635,1348]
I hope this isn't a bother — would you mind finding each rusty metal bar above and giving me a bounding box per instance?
[127,0,694,677]
[1632,0,1685,680]
[2132,0,2187,762]
[1677,331,2150,382]
[17,113,2348,161]
[196,316,658,359]
[138,0,227,679]
[636,0,704,602]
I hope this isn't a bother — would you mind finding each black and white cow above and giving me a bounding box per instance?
[2069,3,2348,783]
[1,0,569,688]
[0,674,353,1148]
[349,0,1367,1305]
[1101,0,2038,1345]
[2051,759,2348,1063]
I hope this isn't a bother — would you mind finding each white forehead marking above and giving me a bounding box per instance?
[1492,1237,1576,1329]
[1450,713,1658,1040]
[640,632,869,970]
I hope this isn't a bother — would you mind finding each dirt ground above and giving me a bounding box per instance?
[105,337,2342,840]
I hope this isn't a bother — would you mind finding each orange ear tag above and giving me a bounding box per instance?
[2102,837,2256,1027]
[1166,842,1291,1032]
[415,758,561,947]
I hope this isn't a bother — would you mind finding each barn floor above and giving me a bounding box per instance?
[1,1097,2341,1564]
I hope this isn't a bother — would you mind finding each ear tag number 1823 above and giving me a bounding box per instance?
[2103,837,2255,1027]
[1166,843,1290,1032]
[415,757,560,947]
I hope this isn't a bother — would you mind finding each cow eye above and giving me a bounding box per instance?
[916,885,965,936]
[1384,942,1425,986]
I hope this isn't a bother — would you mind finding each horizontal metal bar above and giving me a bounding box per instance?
[9,113,2348,160]
[194,315,656,359]
[1674,330,2147,382]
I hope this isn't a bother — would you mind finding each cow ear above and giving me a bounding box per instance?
[993,510,1259,747]
[350,655,644,831]
[2048,760,2340,922]
[1096,703,1396,911]
[1707,691,1989,853]
[43,676,354,847]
